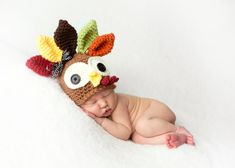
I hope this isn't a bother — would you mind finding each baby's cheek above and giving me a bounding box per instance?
[82,105,94,113]
[89,105,101,114]
[109,95,117,107]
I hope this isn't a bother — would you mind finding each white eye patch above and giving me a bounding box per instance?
[64,62,92,89]
[88,57,110,76]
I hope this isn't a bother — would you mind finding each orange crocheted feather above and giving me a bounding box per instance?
[87,33,115,56]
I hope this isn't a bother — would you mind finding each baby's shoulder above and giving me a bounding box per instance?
[116,93,129,106]
[116,93,141,107]
[117,93,140,100]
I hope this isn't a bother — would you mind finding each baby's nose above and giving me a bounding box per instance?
[98,99,108,108]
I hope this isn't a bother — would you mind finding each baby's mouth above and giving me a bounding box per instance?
[103,108,112,116]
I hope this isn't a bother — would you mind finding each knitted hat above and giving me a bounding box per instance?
[26,20,119,105]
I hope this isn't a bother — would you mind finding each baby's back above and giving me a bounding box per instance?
[117,93,153,129]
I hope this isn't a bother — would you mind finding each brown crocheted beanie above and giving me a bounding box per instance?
[57,53,117,105]
[26,19,119,105]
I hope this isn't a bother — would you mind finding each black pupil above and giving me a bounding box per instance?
[71,74,81,84]
[97,63,106,72]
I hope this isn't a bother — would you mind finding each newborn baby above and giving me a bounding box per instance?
[26,19,195,149]
[80,88,195,148]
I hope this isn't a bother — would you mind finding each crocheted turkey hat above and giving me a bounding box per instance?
[26,20,119,106]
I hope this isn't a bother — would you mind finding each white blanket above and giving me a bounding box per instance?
[0,0,235,168]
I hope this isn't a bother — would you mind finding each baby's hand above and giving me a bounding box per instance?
[87,112,105,125]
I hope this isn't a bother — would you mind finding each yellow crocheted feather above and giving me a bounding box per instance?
[37,35,63,63]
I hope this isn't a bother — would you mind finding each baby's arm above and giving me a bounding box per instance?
[102,99,132,140]
[101,118,132,140]
[87,98,132,140]
[87,112,132,140]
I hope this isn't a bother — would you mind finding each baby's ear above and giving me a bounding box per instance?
[87,33,115,56]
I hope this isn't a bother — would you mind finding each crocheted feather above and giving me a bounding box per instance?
[54,20,77,55]
[87,33,115,56]
[26,55,53,77]
[37,36,63,63]
[77,20,98,54]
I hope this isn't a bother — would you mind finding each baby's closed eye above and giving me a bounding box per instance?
[86,100,97,105]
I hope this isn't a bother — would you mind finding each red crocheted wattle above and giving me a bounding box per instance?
[101,75,119,86]
[26,55,53,77]
[110,76,119,84]
[101,76,110,85]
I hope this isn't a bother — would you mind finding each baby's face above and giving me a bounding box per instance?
[80,89,118,117]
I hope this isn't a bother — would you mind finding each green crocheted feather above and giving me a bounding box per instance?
[77,20,98,53]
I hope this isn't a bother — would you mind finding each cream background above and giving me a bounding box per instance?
[0,0,235,168]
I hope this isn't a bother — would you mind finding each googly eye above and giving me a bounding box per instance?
[71,74,81,85]
[64,62,92,89]
[88,57,110,76]
[97,63,106,72]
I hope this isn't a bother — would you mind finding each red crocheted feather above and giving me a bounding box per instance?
[87,33,115,56]
[26,55,53,77]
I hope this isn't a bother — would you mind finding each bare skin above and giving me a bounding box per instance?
[80,89,195,149]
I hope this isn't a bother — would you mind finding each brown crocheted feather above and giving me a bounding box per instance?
[54,20,77,55]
